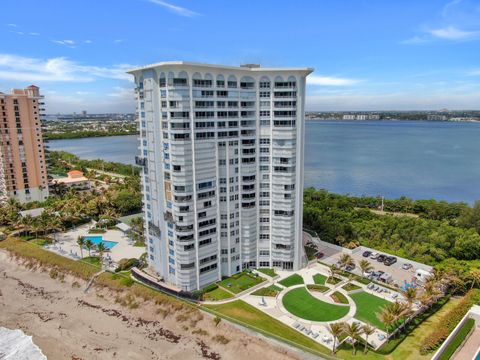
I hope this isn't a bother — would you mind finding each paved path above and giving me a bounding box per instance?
[452,327,480,360]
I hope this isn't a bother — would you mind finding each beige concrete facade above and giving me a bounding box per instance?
[0,86,48,203]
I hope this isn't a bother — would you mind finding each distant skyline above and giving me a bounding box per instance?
[1,0,480,112]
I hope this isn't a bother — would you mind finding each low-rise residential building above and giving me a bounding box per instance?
[51,170,91,191]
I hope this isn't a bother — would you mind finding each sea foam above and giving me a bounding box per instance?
[0,327,47,359]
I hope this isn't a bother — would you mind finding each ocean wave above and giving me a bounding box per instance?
[0,327,47,360]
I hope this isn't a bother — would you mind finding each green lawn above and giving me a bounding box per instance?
[30,238,49,246]
[313,273,327,285]
[203,287,234,301]
[218,272,265,294]
[278,274,304,287]
[251,285,282,297]
[80,256,101,267]
[331,291,349,304]
[350,291,391,330]
[256,268,277,277]
[204,300,332,358]
[282,287,350,321]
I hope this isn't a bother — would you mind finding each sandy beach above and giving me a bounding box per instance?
[0,250,305,360]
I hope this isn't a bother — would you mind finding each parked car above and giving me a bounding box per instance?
[369,270,382,279]
[362,250,372,257]
[345,264,356,271]
[402,263,413,270]
[316,252,324,259]
[384,256,397,266]
[370,252,379,259]
[377,254,387,262]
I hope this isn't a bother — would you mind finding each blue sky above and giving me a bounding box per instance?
[1,0,479,113]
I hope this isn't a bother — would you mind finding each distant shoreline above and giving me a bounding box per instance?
[305,118,480,123]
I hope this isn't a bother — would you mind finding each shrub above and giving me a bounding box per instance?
[212,335,230,344]
[203,283,219,293]
[331,291,349,304]
[306,284,329,293]
[213,316,221,326]
[115,258,139,272]
[420,289,480,354]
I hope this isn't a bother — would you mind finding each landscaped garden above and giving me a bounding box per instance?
[342,282,362,292]
[350,291,391,329]
[256,268,277,278]
[326,276,343,285]
[218,271,265,294]
[313,273,327,285]
[282,287,350,321]
[204,300,331,356]
[278,273,304,287]
[251,285,282,297]
[330,291,349,304]
[203,286,234,301]
[307,284,329,293]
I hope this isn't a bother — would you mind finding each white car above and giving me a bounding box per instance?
[402,263,413,270]
[370,252,379,260]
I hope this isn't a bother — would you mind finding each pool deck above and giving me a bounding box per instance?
[45,222,145,268]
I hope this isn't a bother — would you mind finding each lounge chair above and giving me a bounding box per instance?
[378,334,386,341]
[312,333,319,339]
[293,323,300,329]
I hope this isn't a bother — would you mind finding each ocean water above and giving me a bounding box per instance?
[48,120,480,203]
[0,327,47,360]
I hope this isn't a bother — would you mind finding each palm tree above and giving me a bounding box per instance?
[96,242,107,268]
[342,322,362,355]
[358,259,373,276]
[338,254,354,270]
[327,322,344,354]
[468,270,480,290]
[85,239,94,257]
[329,264,339,280]
[362,324,375,354]
[401,286,417,306]
[377,309,395,340]
[77,236,85,258]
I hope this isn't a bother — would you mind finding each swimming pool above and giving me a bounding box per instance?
[83,235,118,249]
[475,349,480,360]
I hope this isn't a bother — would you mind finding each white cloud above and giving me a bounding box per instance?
[52,39,76,47]
[9,30,24,35]
[0,54,134,82]
[307,75,361,86]
[108,86,134,98]
[6,23,18,27]
[113,39,123,43]
[428,26,479,40]
[147,0,200,17]
[84,40,93,44]
[28,32,40,36]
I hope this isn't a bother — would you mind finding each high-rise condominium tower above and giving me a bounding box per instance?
[0,86,48,203]
[128,62,312,291]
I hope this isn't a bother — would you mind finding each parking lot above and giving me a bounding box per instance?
[309,236,433,288]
